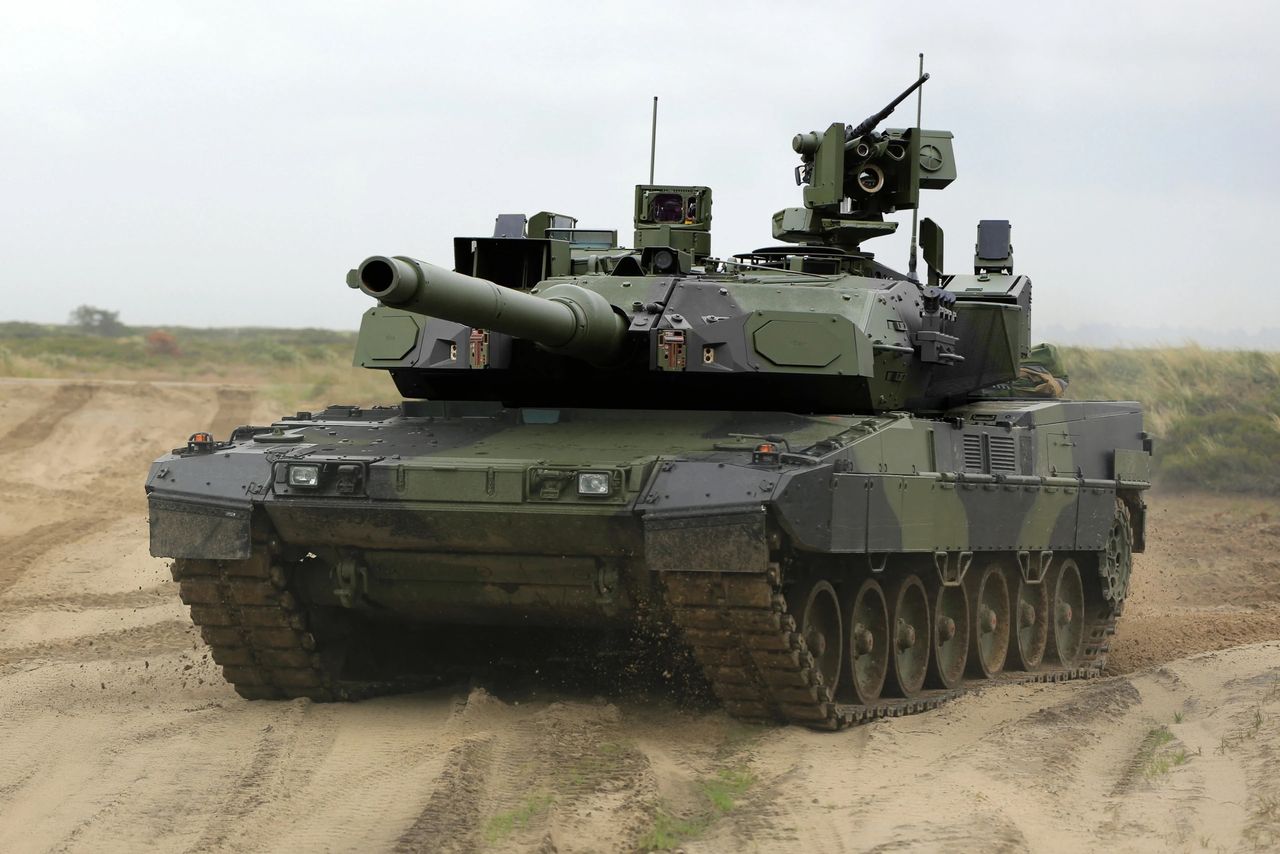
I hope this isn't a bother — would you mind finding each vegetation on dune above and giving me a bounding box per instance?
[0,320,1276,494]
[0,320,388,412]
[1066,346,1280,494]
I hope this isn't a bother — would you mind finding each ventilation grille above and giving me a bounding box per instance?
[988,435,1018,473]
[961,432,1020,474]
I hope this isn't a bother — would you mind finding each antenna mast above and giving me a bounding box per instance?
[648,96,658,184]
[908,53,924,281]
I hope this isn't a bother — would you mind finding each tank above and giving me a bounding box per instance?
[147,75,1152,728]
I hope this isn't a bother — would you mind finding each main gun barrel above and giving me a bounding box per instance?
[355,256,627,363]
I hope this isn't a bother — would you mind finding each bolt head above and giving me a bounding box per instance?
[808,629,827,656]
[853,625,874,656]
[979,605,998,633]
[896,618,917,651]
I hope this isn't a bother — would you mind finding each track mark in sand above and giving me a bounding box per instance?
[0,619,196,675]
[395,735,496,854]
[981,678,1143,789]
[390,697,655,854]
[861,813,1031,854]
[735,677,1149,852]
[209,387,256,438]
[0,515,118,597]
[2,584,176,614]
[50,786,134,854]
[0,383,96,455]
[0,764,40,805]
[186,703,331,852]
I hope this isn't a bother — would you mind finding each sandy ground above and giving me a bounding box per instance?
[1,377,1279,853]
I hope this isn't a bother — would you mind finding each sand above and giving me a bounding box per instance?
[1,377,1278,853]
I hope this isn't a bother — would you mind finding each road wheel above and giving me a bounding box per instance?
[1009,571,1049,670]
[927,581,968,689]
[967,562,1010,679]
[884,574,930,698]
[843,578,888,705]
[1051,558,1086,667]
[792,579,842,698]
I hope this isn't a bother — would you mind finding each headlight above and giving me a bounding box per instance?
[576,471,611,496]
[288,464,320,487]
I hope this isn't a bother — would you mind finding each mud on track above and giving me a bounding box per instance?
[1,378,1279,853]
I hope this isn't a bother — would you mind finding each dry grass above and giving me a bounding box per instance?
[1066,347,1280,493]
[0,322,388,412]
[1065,346,1280,437]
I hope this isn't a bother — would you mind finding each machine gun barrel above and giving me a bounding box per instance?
[848,72,929,140]
[354,256,627,363]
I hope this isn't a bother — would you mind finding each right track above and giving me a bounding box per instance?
[665,568,1117,730]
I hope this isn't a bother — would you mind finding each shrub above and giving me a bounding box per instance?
[1161,413,1280,494]
[68,305,128,337]
[144,330,182,357]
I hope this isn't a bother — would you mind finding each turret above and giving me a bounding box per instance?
[348,75,1031,414]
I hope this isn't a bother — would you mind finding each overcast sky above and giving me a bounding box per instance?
[3,1,1277,343]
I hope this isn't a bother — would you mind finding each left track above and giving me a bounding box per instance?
[173,548,345,701]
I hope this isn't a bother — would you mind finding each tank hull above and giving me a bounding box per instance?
[148,400,1151,726]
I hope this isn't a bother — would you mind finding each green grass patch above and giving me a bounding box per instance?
[1136,725,1190,781]
[482,791,554,843]
[637,768,754,852]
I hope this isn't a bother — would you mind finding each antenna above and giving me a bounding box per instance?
[908,53,924,282]
[649,96,658,184]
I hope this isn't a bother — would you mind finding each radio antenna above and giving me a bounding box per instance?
[908,53,924,282]
[648,96,659,184]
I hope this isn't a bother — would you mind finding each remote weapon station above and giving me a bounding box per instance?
[148,75,1152,728]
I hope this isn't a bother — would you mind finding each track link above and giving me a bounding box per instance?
[665,569,1117,730]
[172,550,344,701]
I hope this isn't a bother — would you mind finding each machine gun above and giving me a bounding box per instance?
[847,72,929,142]
[776,75,955,250]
